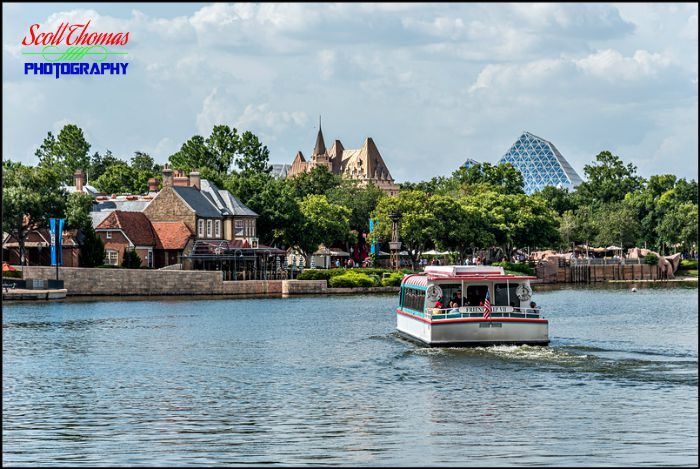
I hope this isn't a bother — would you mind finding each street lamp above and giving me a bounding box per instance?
[388,211,402,271]
[234,249,243,280]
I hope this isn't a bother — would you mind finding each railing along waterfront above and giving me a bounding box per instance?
[424,305,543,320]
[556,257,643,267]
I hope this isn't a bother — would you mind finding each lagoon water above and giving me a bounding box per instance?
[3,286,698,466]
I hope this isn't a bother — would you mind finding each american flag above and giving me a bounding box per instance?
[483,290,492,319]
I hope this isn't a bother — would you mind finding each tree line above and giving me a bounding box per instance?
[2,123,697,268]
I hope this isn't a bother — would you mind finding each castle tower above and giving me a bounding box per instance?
[309,116,332,172]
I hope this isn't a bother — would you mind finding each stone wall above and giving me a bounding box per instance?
[535,258,661,284]
[21,267,326,297]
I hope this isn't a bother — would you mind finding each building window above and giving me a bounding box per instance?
[235,219,244,237]
[105,250,118,266]
[198,219,204,238]
[106,231,112,239]
[251,219,256,237]
[206,220,212,238]
[147,250,153,268]
[215,220,221,238]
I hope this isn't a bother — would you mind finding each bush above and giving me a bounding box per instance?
[2,270,23,278]
[121,250,142,269]
[297,269,333,281]
[381,272,404,286]
[680,259,698,270]
[492,261,534,276]
[329,272,376,288]
[644,253,659,266]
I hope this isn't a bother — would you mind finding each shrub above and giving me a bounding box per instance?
[121,250,142,269]
[381,272,404,286]
[2,270,23,279]
[680,259,697,270]
[492,261,534,276]
[369,274,381,286]
[644,253,659,266]
[297,269,333,281]
[329,272,375,288]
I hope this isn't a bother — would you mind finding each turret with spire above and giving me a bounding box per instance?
[310,116,332,171]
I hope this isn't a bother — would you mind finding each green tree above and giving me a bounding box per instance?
[453,162,525,195]
[79,225,106,268]
[206,125,239,172]
[2,162,67,265]
[297,194,352,258]
[168,135,216,172]
[532,185,577,216]
[657,202,698,253]
[372,190,436,269]
[89,150,121,182]
[65,192,93,230]
[36,124,92,184]
[286,166,342,199]
[327,181,385,235]
[429,195,495,262]
[592,201,642,249]
[577,151,643,205]
[121,249,142,269]
[94,162,139,194]
[236,131,272,175]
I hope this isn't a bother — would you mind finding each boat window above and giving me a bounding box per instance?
[494,283,519,307]
[438,283,462,306]
[465,285,489,307]
[403,287,426,312]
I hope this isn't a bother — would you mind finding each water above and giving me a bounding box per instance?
[3,286,698,466]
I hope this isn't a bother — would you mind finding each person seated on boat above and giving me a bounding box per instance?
[434,297,444,310]
[527,301,538,313]
[448,297,460,312]
[455,289,466,306]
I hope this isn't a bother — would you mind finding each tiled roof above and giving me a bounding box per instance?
[172,185,222,218]
[199,179,258,217]
[96,210,156,246]
[152,222,193,250]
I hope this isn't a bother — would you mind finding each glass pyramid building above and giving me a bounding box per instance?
[498,131,583,195]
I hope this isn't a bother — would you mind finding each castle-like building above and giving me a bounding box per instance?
[287,120,399,196]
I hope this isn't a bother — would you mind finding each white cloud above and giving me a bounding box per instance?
[575,49,672,81]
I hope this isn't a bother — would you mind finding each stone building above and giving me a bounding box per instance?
[287,121,400,196]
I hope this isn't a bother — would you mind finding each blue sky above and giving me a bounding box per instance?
[3,3,698,182]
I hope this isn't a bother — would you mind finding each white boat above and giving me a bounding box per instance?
[396,265,549,347]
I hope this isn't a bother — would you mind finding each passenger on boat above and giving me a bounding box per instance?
[527,301,538,313]
[434,297,444,309]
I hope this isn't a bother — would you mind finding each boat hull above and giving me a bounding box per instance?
[396,310,549,347]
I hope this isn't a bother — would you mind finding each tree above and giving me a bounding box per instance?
[453,162,525,195]
[168,135,216,172]
[79,226,106,267]
[121,249,142,269]
[577,151,643,205]
[35,124,92,184]
[2,162,67,265]
[657,202,698,253]
[130,151,157,172]
[206,125,239,173]
[236,131,271,175]
[532,185,577,216]
[399,175,459,196]
[286,166,342,199]
[428,195,494,262]
[89,150,121,182]
[93,161,139,194]
[372,190,436,269]
[593,201,642,249]
[297,195,351,258]
[65,192,93,230]
[327,181,385,235]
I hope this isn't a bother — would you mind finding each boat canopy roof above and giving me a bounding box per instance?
[402,265,537,286]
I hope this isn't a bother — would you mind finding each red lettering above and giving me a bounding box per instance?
[121,32,129,45]
[66,24,82,45]
[21,24,40,45]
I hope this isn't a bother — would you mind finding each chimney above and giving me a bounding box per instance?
[173,175,190,186]
[148,178,158,192]
[189,171,201,190]
[74,169,85,192]
[162,165,173,187]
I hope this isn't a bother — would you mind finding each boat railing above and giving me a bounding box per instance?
[425,305,543,320]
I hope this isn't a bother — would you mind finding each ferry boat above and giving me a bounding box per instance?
[396,265,549,347]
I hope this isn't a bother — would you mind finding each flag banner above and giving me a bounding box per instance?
[483,290,492,320]
[50,218,57,266]
[58,218,64,265]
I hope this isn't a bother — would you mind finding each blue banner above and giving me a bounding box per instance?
[369,219,377,255]
[50,218,64,266]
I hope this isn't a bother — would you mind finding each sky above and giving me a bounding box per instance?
[3,2,698,183]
